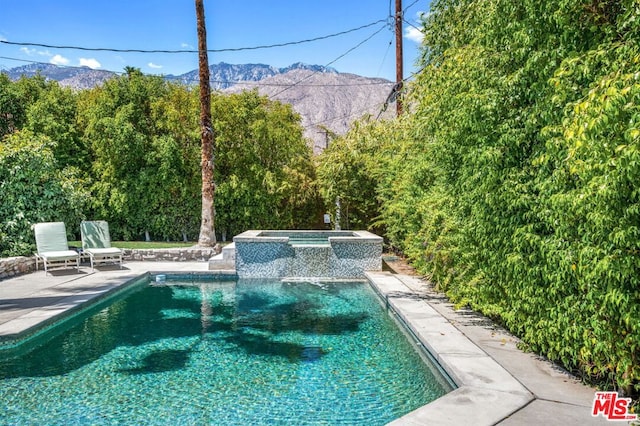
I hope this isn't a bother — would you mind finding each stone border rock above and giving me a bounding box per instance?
[122,246,220,262]
[0,246,221,281]
[0,257,36,281]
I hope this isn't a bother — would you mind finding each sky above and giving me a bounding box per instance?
[0,0,429,82]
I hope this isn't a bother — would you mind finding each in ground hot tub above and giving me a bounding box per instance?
[233,230,383,279]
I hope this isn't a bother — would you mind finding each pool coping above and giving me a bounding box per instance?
[365,271,534,425]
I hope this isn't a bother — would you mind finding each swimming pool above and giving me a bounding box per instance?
[0,276,452,424]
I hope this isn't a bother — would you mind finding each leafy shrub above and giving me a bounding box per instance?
[0,131,88,256]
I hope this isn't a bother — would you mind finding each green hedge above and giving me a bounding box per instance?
[317,0,640,397]
[392,0,640,396]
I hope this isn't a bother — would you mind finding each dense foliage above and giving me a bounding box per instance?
[0,70,320,254]
[213,91,321,239]
[316,0,639,397]
[0,131,88,256]
[316,119,391,232]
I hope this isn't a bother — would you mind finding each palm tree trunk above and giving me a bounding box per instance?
[195,0,216,246]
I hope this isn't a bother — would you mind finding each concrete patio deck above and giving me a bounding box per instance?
[0,259,611,425]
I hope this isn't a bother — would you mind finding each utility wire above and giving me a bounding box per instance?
[268,23,388,98]
[376,66,425,119]
[403,18,424,33]
[0,20,386,54]
[375,38,394,78]
[403,0,421,12]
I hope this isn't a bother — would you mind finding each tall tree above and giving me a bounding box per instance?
[212,90,320,238]
[195,0,216,246]
[79,70,171,240]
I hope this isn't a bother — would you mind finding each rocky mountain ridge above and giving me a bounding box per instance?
[166,62,337,89]
[3,62,339,90]
[3,63,115,88]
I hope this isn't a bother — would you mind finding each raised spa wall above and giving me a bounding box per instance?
[233,230,383,279]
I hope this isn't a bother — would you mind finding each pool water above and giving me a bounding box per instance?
[0,278,450,425]
[287,236,330,246]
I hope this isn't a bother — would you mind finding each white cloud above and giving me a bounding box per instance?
[405,26,424,43]
[79,58,101,69]
[20,47,36,55]
[22,47,54,57]
[50,54,69,66]
[404,11,427,44]
[181,42,193,49]
[148,62,163,69]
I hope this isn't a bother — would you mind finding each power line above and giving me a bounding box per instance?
[228,79,392,88]
[309,0,423,120]
[269,23,388,98]
[403,0,421,11]
[403,18,424,33]
[0,20,387,54]
[375,38,394,78]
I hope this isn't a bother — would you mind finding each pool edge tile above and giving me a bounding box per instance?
[365,271,534,426]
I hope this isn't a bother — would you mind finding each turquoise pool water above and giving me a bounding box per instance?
[0,277,451,425]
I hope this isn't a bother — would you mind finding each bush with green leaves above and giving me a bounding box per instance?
[374,0,640,396]
[315,118,398,233]
[77,72,321,241]
[0,131,88,257]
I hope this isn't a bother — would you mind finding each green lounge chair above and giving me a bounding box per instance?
[33,222,80,275]
[80,220,123,271]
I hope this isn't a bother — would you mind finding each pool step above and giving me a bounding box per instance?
[208,243,235,271]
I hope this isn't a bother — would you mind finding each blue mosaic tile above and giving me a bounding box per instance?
[233,230,383,278]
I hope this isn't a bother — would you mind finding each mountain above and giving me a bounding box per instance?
[167,62,337,90]
[3,62,338,90]
[3,62,396,151]
[225,69,395,152]
[4,63,116,89]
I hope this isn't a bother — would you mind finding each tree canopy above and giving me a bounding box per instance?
[0,70,320,251]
